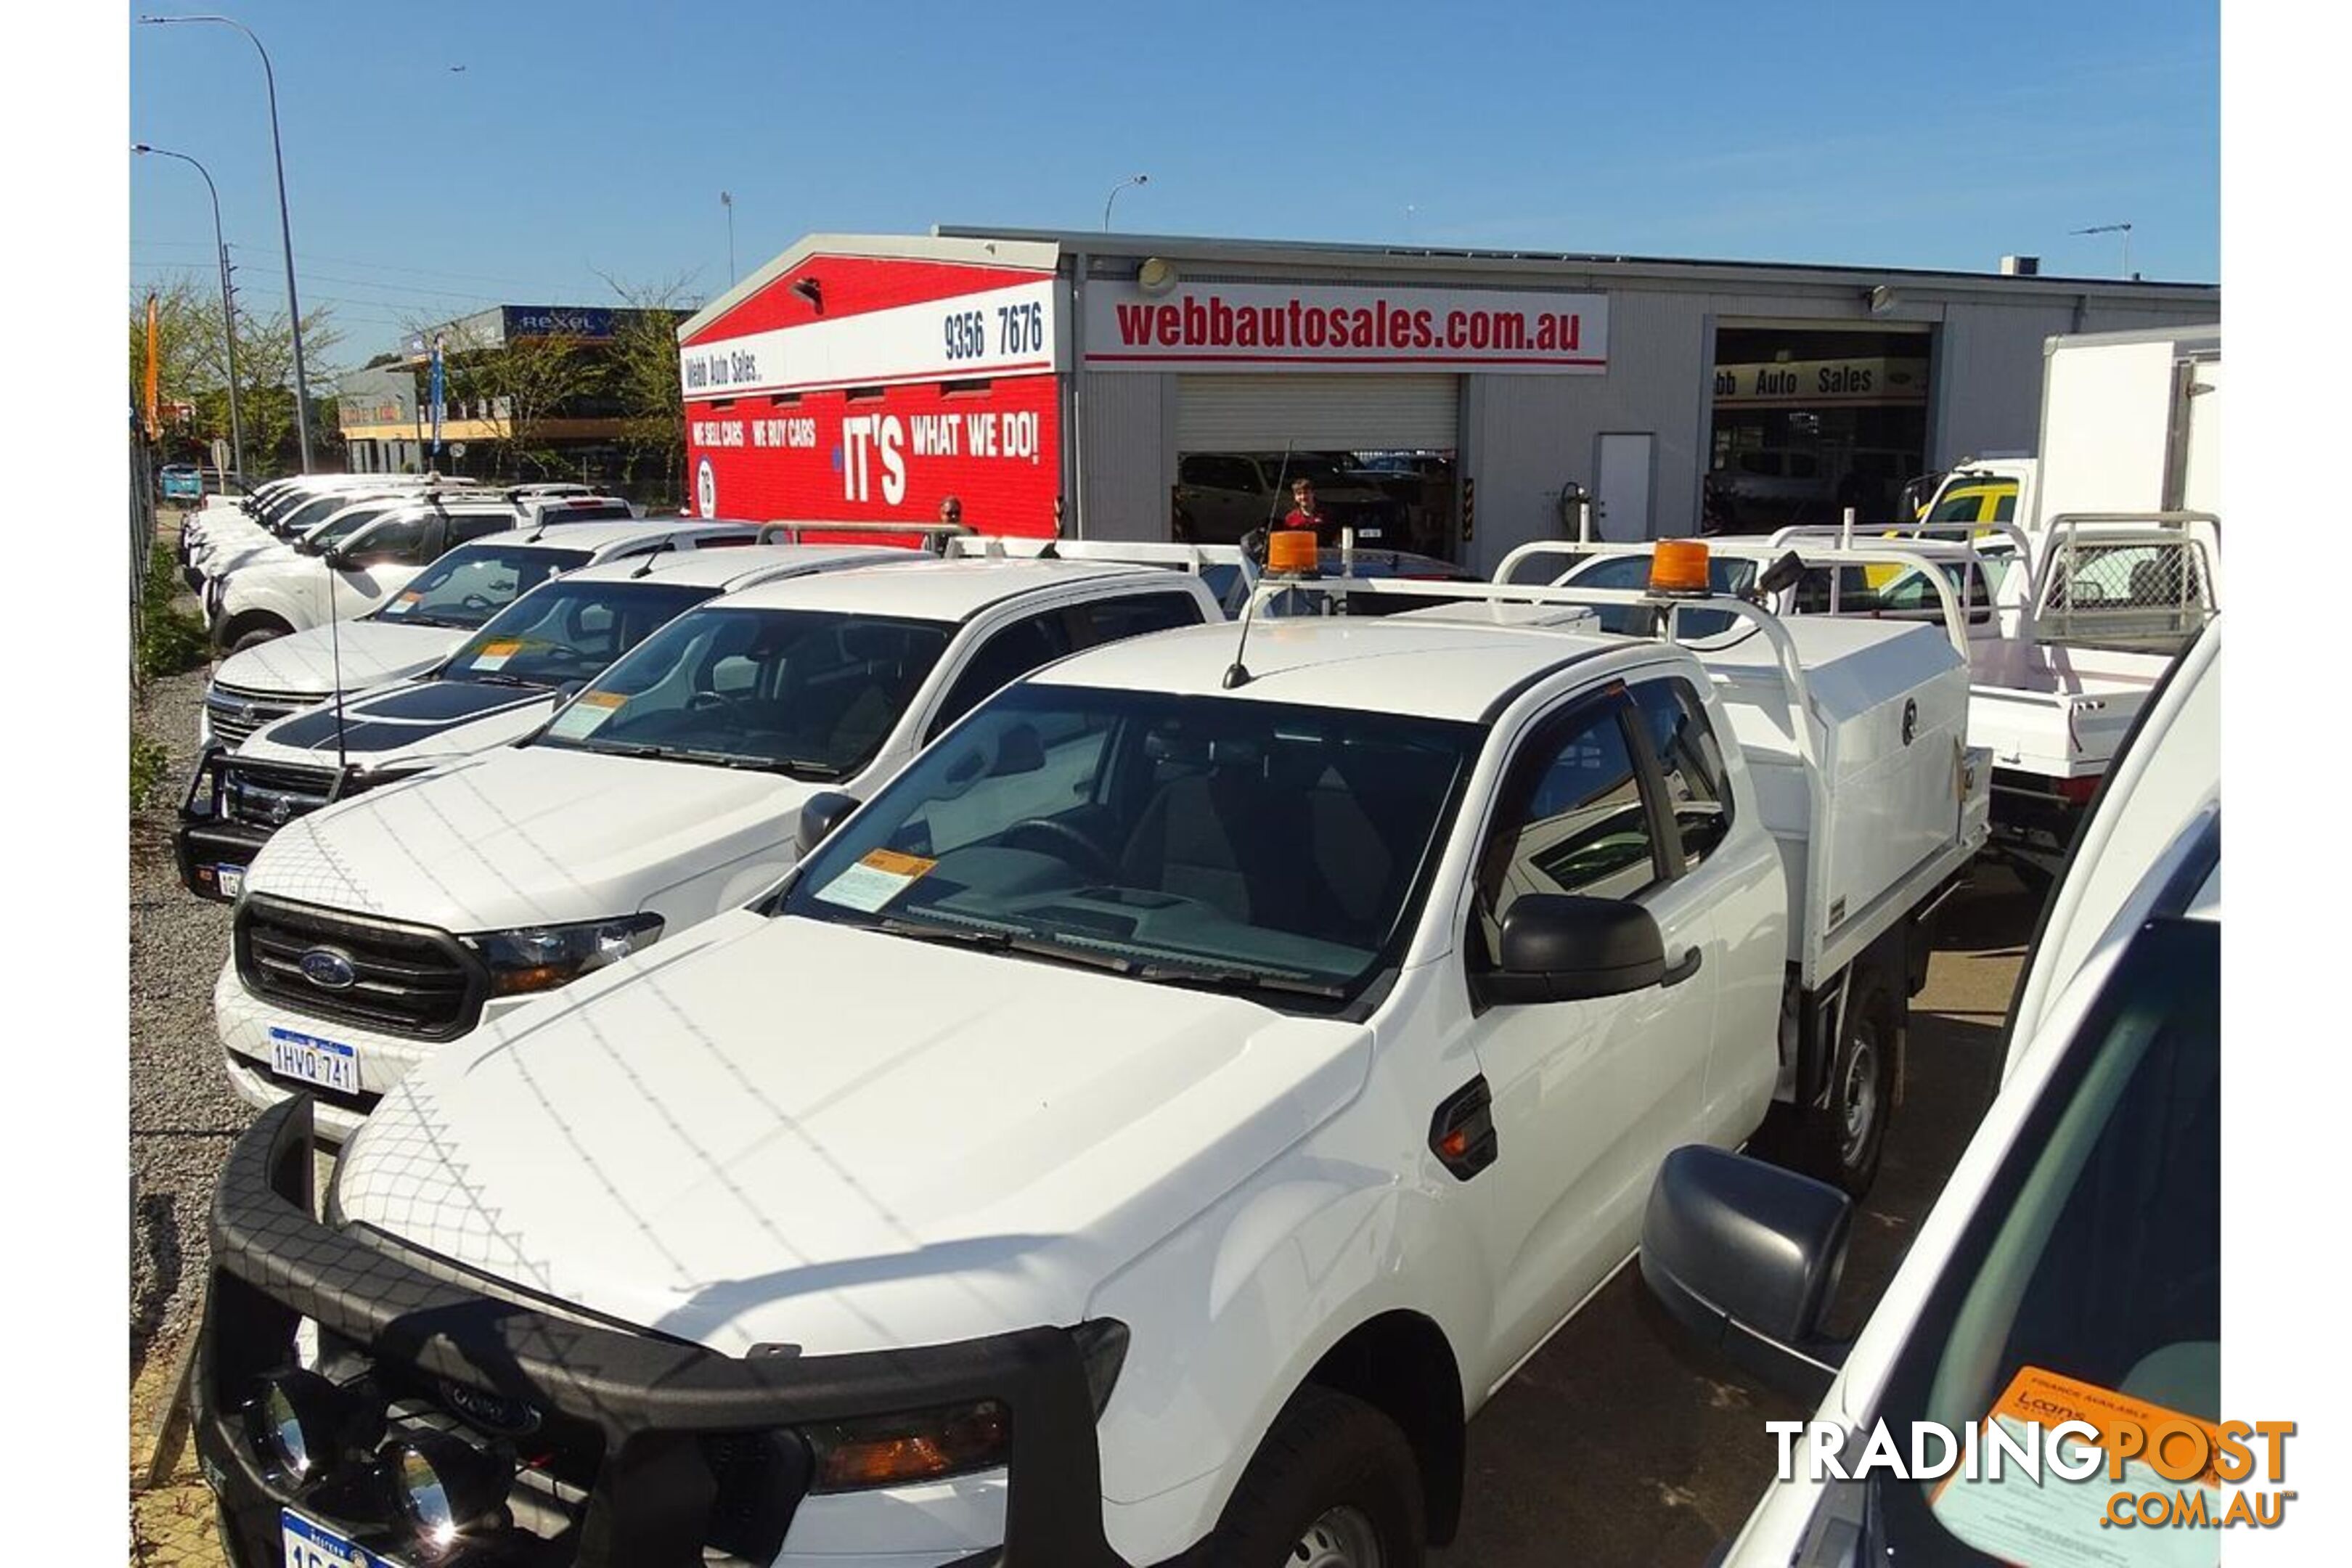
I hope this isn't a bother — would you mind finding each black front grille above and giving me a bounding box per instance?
[235,897,486,1040]
[219,756,343,830]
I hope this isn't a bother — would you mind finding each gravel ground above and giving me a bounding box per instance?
[130,551,248,1380]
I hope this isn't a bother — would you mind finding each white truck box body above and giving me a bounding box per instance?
[2032,324,2220,524]
[1698,617,1976,964]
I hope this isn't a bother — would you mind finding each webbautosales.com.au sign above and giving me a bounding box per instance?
[1084,280,1609,375]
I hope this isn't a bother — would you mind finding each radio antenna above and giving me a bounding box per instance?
[1223,439,1299,690]
[326,546,349,777]
[1221,577,1262,690]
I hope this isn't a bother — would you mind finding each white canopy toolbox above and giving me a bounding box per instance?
[1698,616,1989,982]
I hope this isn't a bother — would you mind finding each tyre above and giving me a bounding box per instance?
[1755,971,1894,1198]
[1812,973,1893,1196]
[220,617,291,653]
[1193,1384,1424,1568]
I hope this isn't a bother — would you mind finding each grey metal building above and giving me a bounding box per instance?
[677,227,2216,571]
[960,226,2217,571]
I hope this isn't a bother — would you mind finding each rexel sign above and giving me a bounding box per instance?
[1084,280,1609,373]
[680,257,1063,534]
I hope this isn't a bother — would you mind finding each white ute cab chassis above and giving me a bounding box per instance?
[212,555,1222,1140]
[194,548,1989,1568]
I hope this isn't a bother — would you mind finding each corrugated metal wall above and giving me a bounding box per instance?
[1932,299,2081,464]
[1463,287,1715,575]
[1077,369,1174,541]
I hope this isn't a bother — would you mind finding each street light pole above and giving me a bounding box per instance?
[1103,173,1148,231]
[138,15,315,472]
[133,143,245,480]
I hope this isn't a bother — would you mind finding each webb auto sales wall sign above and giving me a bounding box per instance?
[680,277,1061,401]
[1085,279,1609,374]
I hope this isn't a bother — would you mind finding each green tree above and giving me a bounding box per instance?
[595,271,696,506]
[130,271,343,476]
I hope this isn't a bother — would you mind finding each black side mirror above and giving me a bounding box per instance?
[320,546,351,571]
[991,723,1045,778]
[1757,550,1807,597]
[796,790,860,856]
[1639,1146,1851,1399]
[1471,894,1665,1006]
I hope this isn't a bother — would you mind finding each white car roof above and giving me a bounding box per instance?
[709,556,1189,622]
[460,520,756,555]
[1031,615,1622,720]
[557,543,906,591]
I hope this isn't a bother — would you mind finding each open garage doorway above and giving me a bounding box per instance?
[1170,374,1463,559]
[1707,324,1932,534]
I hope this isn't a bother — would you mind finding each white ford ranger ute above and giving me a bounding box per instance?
[193,553,1988,1568]
[1639,620,2218,1568]
[211,556,1222,1141]
[174,544,903,902]
[197,519,764,752]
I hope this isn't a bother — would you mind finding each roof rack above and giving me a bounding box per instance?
[756,520,973,553]
[940,536,1248,576]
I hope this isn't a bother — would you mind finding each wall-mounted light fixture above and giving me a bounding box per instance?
[791,277,825,313]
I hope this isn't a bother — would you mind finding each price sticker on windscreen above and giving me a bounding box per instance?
[814,849,939,912]
[1930,1367,2222,1568]
[547,690,626,740]
[383,590,422,617]
[472,639,523,671]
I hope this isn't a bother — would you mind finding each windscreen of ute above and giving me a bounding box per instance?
[536,606,953,780]
[783,683,1482,1001]
[372,544,592,630]
[441,580,716,690]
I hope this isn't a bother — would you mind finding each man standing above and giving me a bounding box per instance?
[939,495,964,528]
[1282,478,1329,537]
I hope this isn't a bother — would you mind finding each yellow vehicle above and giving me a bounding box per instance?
[1915,473,2019,526]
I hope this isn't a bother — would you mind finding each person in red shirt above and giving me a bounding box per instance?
[1282,478,1330,538]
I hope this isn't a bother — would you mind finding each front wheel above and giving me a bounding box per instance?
[1193,1384,1424,1568]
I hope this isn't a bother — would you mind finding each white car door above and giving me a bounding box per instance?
[1448,685,1725,1379]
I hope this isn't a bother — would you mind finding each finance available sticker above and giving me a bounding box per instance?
[814,849,937,913]
[546,690,626,739]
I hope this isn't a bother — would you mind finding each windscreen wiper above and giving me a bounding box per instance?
[1128,959,1346,999]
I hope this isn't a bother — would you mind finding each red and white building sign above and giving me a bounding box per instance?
[1082,280,1609,374]
[678,250,1066,537]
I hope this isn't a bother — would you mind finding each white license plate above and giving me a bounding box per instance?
[216,864,245,899]
[282,1509,392,1568]
[269,1027,359,1095]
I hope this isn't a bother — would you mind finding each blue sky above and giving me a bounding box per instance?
[127,0,2217,369]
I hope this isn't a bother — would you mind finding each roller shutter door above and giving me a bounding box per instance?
[1175,373,1459,451]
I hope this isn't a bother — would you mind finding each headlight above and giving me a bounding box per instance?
[385,1431,509,1553]
[801,1400,1013,1493]
[242,1368,356,1485]
[465,912,664,997]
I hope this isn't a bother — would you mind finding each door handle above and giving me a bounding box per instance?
[1659,947,1703,988]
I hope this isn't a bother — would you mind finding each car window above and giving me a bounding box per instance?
[1630,679,1733,870]
[927,610,1077,738]
[446,510,520,546]
[375,544,592,630]
[1069,592,1206,648]
[342,513,432,567]
[1869,915,2219,1564]
[442,580,715,690]
[780,683,1482,1007]
[543,608,955,780]
[1476,698,1659,957]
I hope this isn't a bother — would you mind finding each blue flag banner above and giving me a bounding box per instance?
[428,335,446,457]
